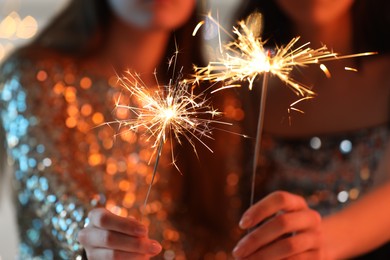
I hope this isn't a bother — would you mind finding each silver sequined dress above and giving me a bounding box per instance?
[0,55,190,259]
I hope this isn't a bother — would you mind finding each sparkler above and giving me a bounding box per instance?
[108,64,231,213]
[192,12,376,209]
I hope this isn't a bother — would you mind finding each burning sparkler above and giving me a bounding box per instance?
[192,12,376,208]
[193,12,374,95]
[108,65,231,212]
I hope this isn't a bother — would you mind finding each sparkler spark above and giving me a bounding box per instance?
[107,67,231,210]
[114,70,224,158]
[192,12,375,97]
[192,11,376,212]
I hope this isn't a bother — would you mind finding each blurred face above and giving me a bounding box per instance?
[108,0,196,30]
[275,0,355,27]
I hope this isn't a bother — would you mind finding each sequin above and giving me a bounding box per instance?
[261,125,389,216]
[337,190,349,203]
[310,136,321,149]
[339,139,352,154]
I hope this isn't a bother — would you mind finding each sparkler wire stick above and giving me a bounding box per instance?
[143,138,164,214]
[250,72,269,207]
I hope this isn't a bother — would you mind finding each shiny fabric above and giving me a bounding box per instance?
[0,56,188,259]
[259,126,390,216]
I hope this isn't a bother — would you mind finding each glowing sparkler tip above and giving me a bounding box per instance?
[191,12,375,98]
[162,107,176,120]
[105,68,234,172]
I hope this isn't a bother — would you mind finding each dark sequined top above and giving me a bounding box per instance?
[259,126,390,216]
[256,125,390,259]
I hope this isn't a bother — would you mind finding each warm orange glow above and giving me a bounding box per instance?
[76,121,89,133]
[118,130,137,143]
[137,163,148,176]
[53,82,65,95]
[115,107,129,119]
[67,105,79,116]
[117,161,127,173]
[119,180,130,191]
[80,77,92,89]
[123,193,136,208]
[139,149,151,162]
[65,117,77,128]
[163,229,180,241]
[88,153,103,166]
[102,139,114,149]
[106,162,118,175]
[36,70,48,82]
[105,200,116,211]
[92,112,104,125]
[81,104,93,116]
[65,87,77,103]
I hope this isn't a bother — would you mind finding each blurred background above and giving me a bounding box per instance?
[0,0,69,63]
[0,0,240,259]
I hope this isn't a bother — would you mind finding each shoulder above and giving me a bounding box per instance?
[1,46,78,81]
[0,46,83,96]
[0,47,80,115]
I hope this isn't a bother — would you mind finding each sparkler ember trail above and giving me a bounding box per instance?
[192,12,375,96]
[108,68,231,210]
[192,12,376,211]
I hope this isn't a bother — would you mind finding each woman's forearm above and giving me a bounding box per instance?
[322,181,390,259]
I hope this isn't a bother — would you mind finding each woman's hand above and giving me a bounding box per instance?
[78,208,162,260]
[233,191,324,260]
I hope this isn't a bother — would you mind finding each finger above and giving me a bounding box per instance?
[233,209,321,257]
[238,231,322,260]
[78,228,162,255]
[240,191,308,229]
[85,248,152,260]
[88,208,147,237]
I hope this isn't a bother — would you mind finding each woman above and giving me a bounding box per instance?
[0,0,208,259]
[232,0,390,259]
